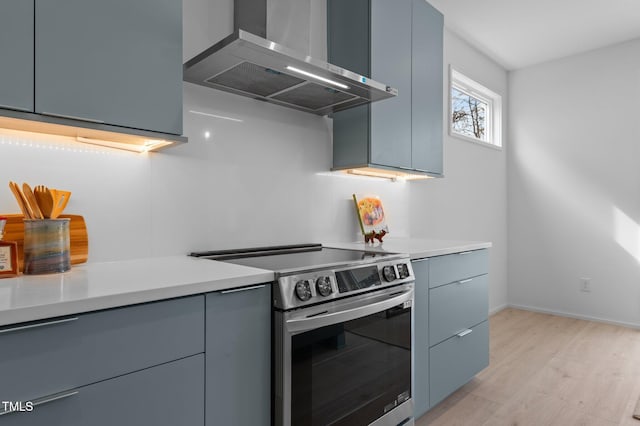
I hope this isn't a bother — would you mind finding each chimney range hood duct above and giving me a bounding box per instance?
[183,0,397,116]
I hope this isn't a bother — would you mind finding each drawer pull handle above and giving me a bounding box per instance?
[41,111,105,124]
[458,251,474,255]
[458,278,473,284]
[0,317,78,335]
[456,329,473,338]
[0,390,79,416]
[221,284,266,294]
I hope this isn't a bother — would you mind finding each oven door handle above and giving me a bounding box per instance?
[286,288,413,333]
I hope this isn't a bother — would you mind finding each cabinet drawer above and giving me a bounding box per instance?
[1,354,204,425]
[429,320,489,408]
[0,295,204,401]
[429,249,488,288]
[429,274,488,345]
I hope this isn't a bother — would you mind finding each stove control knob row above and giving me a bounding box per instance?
[316,276,333,297]
[295,280,312,301]
[382,265,397,282]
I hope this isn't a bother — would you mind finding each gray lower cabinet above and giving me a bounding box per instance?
[0,295,204,402]
[1,354,205,426]
[205,285,271,426]
[413,248,490,416]
[35,0,183,135]
[0,0,34,112]
[428,249,489,408]
[412,258,430,418]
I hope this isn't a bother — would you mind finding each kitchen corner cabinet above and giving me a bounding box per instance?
[0,0,34,112]
[328,0,443,176]
[35,0,183,135]
[205,285,271,426]
[412,249,490,416]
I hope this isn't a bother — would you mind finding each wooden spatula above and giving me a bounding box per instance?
[8,181,32,219]
[34,185,55,218]
[51,189,71,219]
[22,183,43,219]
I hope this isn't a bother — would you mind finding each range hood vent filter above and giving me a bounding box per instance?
[271,82,356,111]
[206,62,305,97]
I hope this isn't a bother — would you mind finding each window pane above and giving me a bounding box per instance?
[451,86,487,141]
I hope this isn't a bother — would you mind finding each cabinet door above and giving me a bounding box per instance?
[205,285,271,426]
[370,0,412,169]
[412,0,443,175]
[412,259,430,418]
[2,354,205,426]
[0,0,34,112]
[35,0,182,135]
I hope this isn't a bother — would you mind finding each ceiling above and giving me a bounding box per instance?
[428,0,640,70]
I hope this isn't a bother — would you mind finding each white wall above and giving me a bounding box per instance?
[0,0,410,261]
[508,38,640,327]
[410,30,509,313]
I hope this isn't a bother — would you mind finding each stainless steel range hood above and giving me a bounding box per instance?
[183,0,397,116]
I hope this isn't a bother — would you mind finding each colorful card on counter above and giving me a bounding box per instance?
[353,194,389,236]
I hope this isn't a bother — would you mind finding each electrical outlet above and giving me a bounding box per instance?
[580,278,592,292]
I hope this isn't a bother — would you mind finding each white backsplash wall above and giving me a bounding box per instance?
[410,30,509,313]
[149,83,411,256]
[508,38,640,327]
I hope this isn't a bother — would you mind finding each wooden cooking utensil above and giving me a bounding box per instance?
[50,189,71,219]
[8,181,32,219]
[34,185,55,218]
[22,183,43,219]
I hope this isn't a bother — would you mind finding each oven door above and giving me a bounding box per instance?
[274,283,414,426]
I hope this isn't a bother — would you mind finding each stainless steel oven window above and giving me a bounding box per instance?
[275,284,414,426]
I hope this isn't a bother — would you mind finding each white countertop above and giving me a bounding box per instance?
[0,256,273,327]
[325,237,492,260]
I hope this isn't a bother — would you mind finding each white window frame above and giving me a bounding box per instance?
[449,67,502,150]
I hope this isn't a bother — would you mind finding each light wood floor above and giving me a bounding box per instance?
[416,308,640,426]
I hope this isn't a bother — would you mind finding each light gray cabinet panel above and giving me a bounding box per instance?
[35,0,182,134]
[205,285,271,426]
[429,249,489,288]
[412,258,430,418]
[2,354,205,426]
[429,274,488,345]
[0,0,34,112]
[411,0,443,174]
[0,295,204,401]
[370,0,412,169]
[429,320,489,407]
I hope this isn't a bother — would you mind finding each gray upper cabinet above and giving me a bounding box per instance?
[328,0,443,177]
[412,0,443,174]
[205,285,271,426]
[370,0,412,169]
[0,0,34,112]
[35,0,183,135]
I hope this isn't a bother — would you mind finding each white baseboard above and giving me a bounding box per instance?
[489,304,508,315]
[507,303,640,330]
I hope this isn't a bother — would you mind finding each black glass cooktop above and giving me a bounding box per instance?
[190,244,395,272]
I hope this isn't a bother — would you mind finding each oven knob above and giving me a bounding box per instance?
[397,263,410,279]
[316,276,333,297]
[295,280,312,301]
[382,265,397,282]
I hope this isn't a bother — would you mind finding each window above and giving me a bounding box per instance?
[450,68,502,148]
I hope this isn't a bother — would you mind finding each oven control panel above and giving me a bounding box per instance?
[275,256,414,310]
